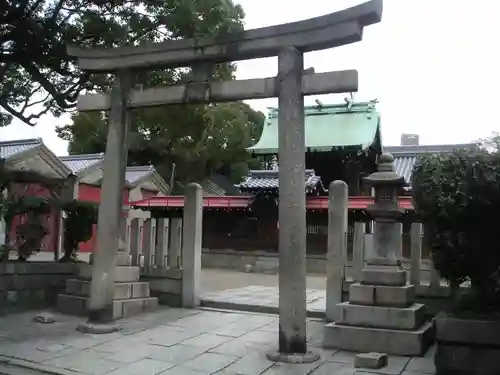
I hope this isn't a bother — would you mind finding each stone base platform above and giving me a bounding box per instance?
[57,261,158,320]
[336,301,425,330]
[325,267,434,356]
[324,321,434,356]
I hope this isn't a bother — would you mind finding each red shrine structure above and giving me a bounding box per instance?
[131,101,423,255]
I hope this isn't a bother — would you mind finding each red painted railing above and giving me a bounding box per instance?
[131,195,414,210]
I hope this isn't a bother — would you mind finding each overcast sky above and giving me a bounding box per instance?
[1,0,498,156]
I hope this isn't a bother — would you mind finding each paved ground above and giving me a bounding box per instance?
[0,308,434,375]
[199,269,326,293]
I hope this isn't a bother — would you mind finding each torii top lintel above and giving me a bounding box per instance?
[67,0,382,72]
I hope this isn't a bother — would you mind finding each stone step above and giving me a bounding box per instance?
[78,265,140,282]
[90,252,131,266]
[336,302,425,330]
[362,267,407,286]
[323,321,434,356]
[57,294,158,320]
[350,282,414,307]
[65,279,150,299]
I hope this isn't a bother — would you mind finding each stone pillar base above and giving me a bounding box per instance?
[266,351,320,364]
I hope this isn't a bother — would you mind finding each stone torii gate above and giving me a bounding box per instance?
[68,0,382,362]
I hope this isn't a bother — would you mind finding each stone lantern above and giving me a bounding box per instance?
[363,152,406,267]
[323,152,433,356]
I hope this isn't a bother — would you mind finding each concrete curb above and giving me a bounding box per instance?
[0,356,84,375]
[200,299,325,319]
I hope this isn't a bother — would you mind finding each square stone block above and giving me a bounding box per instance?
[350,283,414,307]
[355,352,388,369]
[131,282,150,298]
[336,302,425,330]
[323,321,434,356]
[114,283,132,299]
[362,267,406,286]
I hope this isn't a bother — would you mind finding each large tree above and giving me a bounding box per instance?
[0,0,244,126]
[56,101,265,187]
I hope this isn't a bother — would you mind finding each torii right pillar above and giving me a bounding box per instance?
[324,152,434,356]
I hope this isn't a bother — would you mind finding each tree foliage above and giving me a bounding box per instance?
[0,0,244,126]
[412,147,500,311]
[56,101,265,187]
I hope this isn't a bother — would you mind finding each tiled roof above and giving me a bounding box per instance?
[0,138,42,160]
[125,165,154,184]
[59,153,104,173]
[238,169,324,194]
[386,143,478,187]
[248,100,381,154]
[392,155,415,186]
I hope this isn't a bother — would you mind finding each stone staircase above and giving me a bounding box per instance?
[57,253,158,319]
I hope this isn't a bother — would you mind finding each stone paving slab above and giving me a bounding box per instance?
[0,307,435,375]
[201,286,326,317]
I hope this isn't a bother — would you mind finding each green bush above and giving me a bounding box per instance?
[59,200,98,262]
[412,149,500,312]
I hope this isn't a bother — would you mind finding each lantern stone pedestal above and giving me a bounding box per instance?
[323,153,434,356]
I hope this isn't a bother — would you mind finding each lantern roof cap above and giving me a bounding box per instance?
[364,152,405,186]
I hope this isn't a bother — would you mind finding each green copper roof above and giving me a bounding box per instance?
[247,101,380,154]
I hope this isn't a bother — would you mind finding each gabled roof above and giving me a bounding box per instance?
[59,153,104,174]
[0,138,43,160]
[385,143,478,187]
[125,165,155,184]
[0,138,72,179]
[201,173,241,196]
[248,100,381,155]
[238,169,325,195]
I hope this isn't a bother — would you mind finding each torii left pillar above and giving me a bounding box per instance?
[77,69,132,333]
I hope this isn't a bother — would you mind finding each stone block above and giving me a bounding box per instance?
[6,290,17,304]
[122,297,158,318]
[57,294,86,316]
[65,278,88,295]
[114,266,140,282]
[350,283,414,307]
[435,312,500,346]
[78,265,140,282]
[65,279,150,300]
[336,302,425,330]
[143,296,158,311]
[323,321,434,356]
[362,267,407,286]
[115,253,132,266]
[355,352,388,369]
[131,282,150,298]
[148,279,181,294]
[112,300,123,319]
[114,283,132,299]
